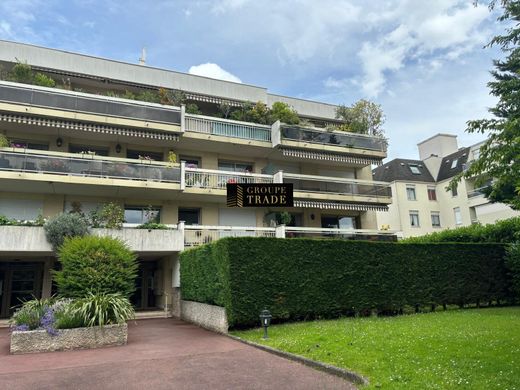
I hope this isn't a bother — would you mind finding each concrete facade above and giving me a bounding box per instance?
[375,134,519,237]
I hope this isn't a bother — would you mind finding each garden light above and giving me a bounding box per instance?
[259,309,272,339]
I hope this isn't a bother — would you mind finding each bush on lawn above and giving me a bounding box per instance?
[180,238,511,328]
[44,212,90,250]
[401,217,520,244]
[506,243,520,301]
[54,235,138,298]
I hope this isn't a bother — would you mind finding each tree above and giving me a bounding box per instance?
[269,101,300,125]
[451,1,520,210]
[335,99,386,137]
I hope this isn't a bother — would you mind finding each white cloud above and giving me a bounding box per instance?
[212,0,252,15]
[188,63,242,83]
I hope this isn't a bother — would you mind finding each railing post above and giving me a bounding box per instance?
[271,120,281,148]
[180,161,186,190]
[275,224,286,238]
[177,220,185,253]
[273,170,283,183]
[180,104,186,132]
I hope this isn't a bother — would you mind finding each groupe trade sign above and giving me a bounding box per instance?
[226,183,293,208]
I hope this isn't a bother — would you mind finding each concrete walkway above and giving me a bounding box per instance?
[0,318,355,390]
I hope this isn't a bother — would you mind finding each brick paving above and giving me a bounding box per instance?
[0,318,355,390]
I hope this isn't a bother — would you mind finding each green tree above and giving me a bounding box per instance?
[451,1,520,209]
[269,101,300,124]
[335,99,385,137]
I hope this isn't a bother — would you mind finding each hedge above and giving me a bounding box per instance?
[180,238,511,328]
[401,217,520,243]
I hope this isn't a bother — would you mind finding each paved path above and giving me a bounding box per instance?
[0,318,355,389]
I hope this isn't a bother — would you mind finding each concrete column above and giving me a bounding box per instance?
[41,258,54,298]
[273,170,283,183]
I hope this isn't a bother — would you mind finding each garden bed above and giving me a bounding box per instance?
[10,323,127,354]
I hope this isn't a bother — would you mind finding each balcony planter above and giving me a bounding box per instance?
[10,323,128,354]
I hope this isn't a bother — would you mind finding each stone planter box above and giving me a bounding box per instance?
[10,323,127,354]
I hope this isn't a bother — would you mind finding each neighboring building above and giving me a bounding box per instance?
[374,133,520,237]
[0,40,392,319]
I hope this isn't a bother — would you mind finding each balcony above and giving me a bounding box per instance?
[284,173,391,204]
[183,225,400,247]
[0,81,181,130]
[278,124,386,152]
[182,166,273,191]
[185,114,271,142]
[0,149,181,192]
[0,226,184,254]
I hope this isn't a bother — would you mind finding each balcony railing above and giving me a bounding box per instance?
[184,167,273,190]
[185,114,271,142]
[281,125,387,152]
[0,81,181,125]
[467,187,488,198]
[285,226,400,241]
[0,150,181,183]
[184,225,276,247]
[284,173,392,197]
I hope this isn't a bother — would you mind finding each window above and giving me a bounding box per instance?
[124,206,161,224]
[406,185,417,201]
[427,186,437,201]
[10,139,49,150]
[409,211,420,227]
[69,144,109,156]
[127,149,164,161]
[321,216,357,229]
[218,161,253,173]
[473,149,480,160]
[450,159,458,169]
[178,208,200,225]
[431,212,441,227]
[180,155,201,168]
[454,207,462,225]
[409,164,421,175]
[452,185,458,197]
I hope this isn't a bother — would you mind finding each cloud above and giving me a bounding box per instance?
[212,0,252,15]
[188,63,242,83]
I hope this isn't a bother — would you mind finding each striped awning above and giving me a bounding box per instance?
[281,148,382,166]
[0,113,179,141]
[294,200,389,211]
[184,93,243,107]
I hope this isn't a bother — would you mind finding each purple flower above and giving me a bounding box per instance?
[40,306,58,336]
[14,324,30,332]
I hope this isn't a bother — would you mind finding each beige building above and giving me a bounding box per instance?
[0,40,393,319]
[374,133,519,237]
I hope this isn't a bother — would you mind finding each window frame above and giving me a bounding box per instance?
[406,185,417,201]
[124,205,161,225]
[453,207,462,225]
[427,186,437,201]
[431,211,441,228]
[409,210,420,228]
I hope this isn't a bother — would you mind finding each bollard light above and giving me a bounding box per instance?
[259,309,272,339]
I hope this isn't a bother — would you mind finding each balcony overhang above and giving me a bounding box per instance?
[280,147,383,166]
[0,112,180,141]
[293,200,389,211]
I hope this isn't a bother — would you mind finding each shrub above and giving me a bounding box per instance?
[10,296,56,331]
[33,72,56,87]
[54,235,138,298]
[44,212,90,250]
[181,238,510,328]
[136,221,168,230]
[8,62,33,84]
[402,217,520,244]
[89,202,125,229]
[269,101,300,125]
[69,292,135,326]
[506,243,520,301]
[0,134,9,147]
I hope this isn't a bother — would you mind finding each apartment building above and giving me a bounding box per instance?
[374,133,519,237]
[0,40,392,318]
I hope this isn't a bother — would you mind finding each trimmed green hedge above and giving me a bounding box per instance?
[180,238,512,328]
[401,217,520,243]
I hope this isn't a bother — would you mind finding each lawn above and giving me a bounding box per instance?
[232,307,520,389]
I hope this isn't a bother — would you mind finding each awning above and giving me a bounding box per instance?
[281,148,382,165]
[0,113,179,141]
[294,200,389,211]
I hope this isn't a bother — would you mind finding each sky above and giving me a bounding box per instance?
[0,0,506,160]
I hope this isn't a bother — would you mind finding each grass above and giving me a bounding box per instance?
[232,307,520,390]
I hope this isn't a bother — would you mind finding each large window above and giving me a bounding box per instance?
[454,207,462,225]
[406,185,417,201]
[69,144,109,156]
[178,208,200,225]
[451,159,458,169]
[321,216,357,230]
[431,211,441,228]
[409,211,420,227]
[127,149,164,161]
[427,186,437,201]
[124,206,161,224]
[452,185,458,197]
[218,160,253,173]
